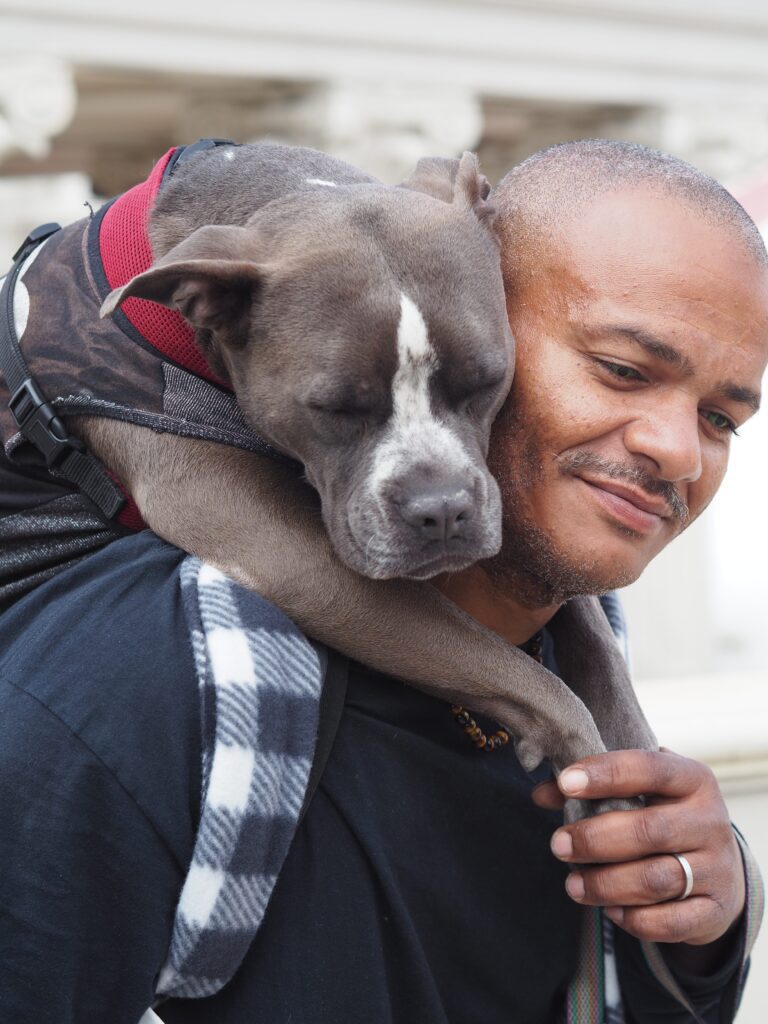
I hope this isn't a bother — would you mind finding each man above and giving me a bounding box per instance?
[0,140,766,1022]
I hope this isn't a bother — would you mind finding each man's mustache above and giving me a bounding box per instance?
[559,450,690,524]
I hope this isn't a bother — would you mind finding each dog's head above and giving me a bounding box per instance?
[101,153,514,580]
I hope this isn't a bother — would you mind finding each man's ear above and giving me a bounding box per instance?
[100,224,264,337]
[399,151,496,231]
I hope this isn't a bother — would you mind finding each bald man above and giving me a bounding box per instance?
[0,141,766,1023]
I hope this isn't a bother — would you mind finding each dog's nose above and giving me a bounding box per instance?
[399,486,474,542]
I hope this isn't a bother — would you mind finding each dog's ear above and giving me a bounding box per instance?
[452,152,497,228]
[100,224,263,334]
[399,152,496,230]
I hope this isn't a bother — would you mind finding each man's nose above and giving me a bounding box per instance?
[623,399,703,483]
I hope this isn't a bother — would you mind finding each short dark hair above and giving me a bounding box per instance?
[491,138,767,283]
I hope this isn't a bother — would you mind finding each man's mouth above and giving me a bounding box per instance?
[575,474,672,535]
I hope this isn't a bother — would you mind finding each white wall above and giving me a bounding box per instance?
[620,407,768,681]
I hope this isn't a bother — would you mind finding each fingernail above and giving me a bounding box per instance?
[566,872,584,901]
[551,830,573,858]
[560,768,589,794]
[606,907,624,924]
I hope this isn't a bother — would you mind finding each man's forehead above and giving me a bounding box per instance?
[554,187,762,279]
[503,190,768,395]
[527,189,768,329]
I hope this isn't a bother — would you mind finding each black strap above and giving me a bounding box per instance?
[0,225,126,521]
[161,138,238,186]
[298,649,349,827]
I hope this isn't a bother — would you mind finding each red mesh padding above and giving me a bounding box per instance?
[104,468,147,532]
[99,148,228,387]
[117,495,147,533]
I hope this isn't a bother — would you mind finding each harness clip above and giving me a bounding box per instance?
[12,222,61,263]
[9,378,85,470]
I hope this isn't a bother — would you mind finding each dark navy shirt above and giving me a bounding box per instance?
[0,533,743,1023]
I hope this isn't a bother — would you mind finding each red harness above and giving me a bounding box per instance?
[99,147,228,388]
[97,147,230,529]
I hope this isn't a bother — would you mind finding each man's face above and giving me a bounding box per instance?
[486,187,768,604]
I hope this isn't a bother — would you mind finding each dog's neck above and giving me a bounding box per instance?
[434,565,559,646]
[97,148,229,389]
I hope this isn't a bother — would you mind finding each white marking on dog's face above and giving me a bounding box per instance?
[366,292,474,503]
[306,178,338,187]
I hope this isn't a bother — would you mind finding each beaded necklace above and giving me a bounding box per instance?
[450,632,544,752]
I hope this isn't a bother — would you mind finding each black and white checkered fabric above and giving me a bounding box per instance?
[599,591,630,666]
[154,558,325,1000]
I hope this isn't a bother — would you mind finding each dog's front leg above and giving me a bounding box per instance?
[546,599,658,820]
[547,598,657,756]
[74,416,610,775]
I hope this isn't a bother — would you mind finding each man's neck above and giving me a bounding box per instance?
[434,564,560,647]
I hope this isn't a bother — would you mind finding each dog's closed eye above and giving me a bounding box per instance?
[304,380,385,422]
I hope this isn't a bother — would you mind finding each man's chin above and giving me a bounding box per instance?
[486,522,653,606]
[576,522,675,591]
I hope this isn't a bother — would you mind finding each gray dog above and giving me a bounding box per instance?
[6,140,656,803]
[101,145,511,580]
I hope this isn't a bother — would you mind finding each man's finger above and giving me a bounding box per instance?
[531,780,564,810]
[550,803,718,863]
[564,852,709,907]
[557,750,713,802]
[606,897,724,946]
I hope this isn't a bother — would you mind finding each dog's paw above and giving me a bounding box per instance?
[514,735,546,773]
[565,795,645,822]
[563,798,592,823]
[593,795,644,815]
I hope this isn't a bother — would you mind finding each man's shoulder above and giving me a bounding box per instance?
[0,531,194,706]
[0,532,203,850]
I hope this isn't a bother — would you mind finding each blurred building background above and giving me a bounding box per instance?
[1,1,767,1018]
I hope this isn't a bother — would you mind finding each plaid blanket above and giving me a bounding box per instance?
[155,559,325,999]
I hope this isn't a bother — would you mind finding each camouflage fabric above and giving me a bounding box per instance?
[0,212,264,609]
[0,216,263,455]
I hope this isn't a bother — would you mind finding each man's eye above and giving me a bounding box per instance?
[702,410,738,434]
[596,359,646,382]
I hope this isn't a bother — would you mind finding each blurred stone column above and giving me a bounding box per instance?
[603,102,768,182]
[0,55,93,262]
[0,55,77,162]
[661,102,768,180]
[255,80,484,182]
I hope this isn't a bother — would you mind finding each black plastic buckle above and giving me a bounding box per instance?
[9,379,85,469]
[12,222,61,263]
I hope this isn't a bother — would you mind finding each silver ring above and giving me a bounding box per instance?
[672,853,694,901]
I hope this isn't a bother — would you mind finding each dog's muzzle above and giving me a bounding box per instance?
[341,467,503,579]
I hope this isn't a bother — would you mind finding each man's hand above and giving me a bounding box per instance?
[532,749,745,948]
